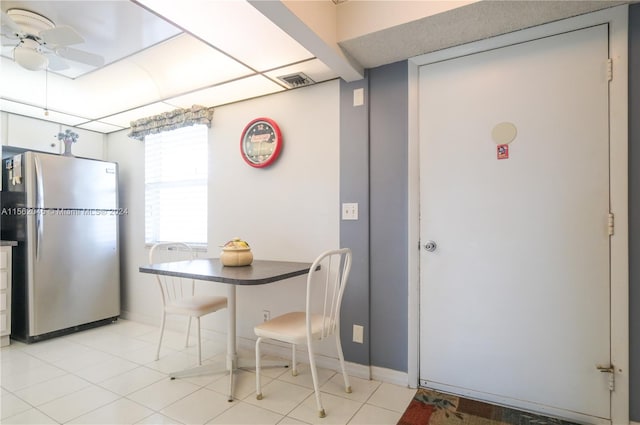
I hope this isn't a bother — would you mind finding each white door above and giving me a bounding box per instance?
[419,25,611,422]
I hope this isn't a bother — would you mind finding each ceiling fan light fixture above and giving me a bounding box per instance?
[14,40,49,71]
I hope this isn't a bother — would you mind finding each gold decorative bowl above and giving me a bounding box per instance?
[220,237,253,266]
[220,247,253,266]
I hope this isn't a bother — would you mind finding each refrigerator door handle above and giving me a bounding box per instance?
[34,155,44,260]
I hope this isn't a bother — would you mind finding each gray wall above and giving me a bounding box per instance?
[629,3,639,421]
[339,62,409,372]
[340,76,371,364]
[368,62,409,371]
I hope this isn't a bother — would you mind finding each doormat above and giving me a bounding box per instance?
[398,388,580,425]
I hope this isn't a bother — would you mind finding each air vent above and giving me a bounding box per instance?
[277,72,315,88]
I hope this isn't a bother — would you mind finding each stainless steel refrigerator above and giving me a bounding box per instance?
[1,151,120,342]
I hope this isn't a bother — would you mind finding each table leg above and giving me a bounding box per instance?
[226,285,237,402]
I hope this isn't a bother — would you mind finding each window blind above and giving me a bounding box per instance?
[144,125,208,245]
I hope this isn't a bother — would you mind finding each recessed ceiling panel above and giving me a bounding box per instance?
[76,120,125,134]
[137,0,314,71]
[0,98,86,126]
[99,102,181,128]
[168,75,285,109]
[128,34,254,99]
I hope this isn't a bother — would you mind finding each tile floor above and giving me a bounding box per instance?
[1,319,416,424]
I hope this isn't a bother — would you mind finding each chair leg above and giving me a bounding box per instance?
[196,317,202,366]
[335,333,352,393]
[255,336,263,400]
[156,312,167,361]
[185,316,192,348]
[291,344,298,376]
[307,342,326,418]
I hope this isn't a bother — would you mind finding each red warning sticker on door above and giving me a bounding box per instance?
[497,144,509,160]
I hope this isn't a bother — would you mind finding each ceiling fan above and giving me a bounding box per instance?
[0,8,104,71]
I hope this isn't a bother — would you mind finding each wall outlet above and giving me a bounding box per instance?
[352,324,364,343]
[263,310,271,322]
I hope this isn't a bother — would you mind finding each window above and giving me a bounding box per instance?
[145,125,208,245]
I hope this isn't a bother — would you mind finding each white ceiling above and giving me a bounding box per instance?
[0,0,630,135]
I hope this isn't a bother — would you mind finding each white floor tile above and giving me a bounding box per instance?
[160,387,233,424]
[276,363,335,390]
[127,377,200,411]
[135,412,183,424]
[348,403,403,425]
[366,382,415,413]
[13,373,91,406]
[244,380,313,416]
[74,356,139,383]
[66,398,154,424]
[206,369,265,401]
[98,365,166,396]
[288,391,362,425]
[1,407,59,424]
[321,374,381,403]
[1,362,67,392]
[37,385,120,423]
[207,400,284,424]
[1,390,32,420]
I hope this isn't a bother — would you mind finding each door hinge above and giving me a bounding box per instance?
[597,364,615,391]
[608,212,614,236]
[606,58,613,82]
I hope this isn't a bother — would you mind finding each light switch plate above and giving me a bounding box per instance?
[342,203,358,220]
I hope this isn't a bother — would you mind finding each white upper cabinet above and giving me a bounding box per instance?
[62,127,105,160]
[5,114,105,160]
[7,114,61,154]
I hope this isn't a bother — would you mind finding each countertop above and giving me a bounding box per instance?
[0,241,18,247]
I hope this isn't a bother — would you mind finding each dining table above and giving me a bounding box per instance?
[139,258,313,401]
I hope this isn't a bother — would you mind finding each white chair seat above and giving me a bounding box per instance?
[165,295,227,316]
[254,312,326,344]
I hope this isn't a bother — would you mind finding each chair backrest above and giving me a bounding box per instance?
[149,242,195,307]
[306,248,352,341]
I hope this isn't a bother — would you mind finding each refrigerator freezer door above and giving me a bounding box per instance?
[27,152,117,210]
[29,212,119,336]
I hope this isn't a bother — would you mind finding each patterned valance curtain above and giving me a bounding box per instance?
[128,105,214,141]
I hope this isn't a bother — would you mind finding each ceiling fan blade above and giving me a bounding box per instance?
[46,54,69,71]
[55,46,104,67]
[0,10,24,36]
[40,25,83,46]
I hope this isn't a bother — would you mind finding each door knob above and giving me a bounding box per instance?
[424,241,437,252]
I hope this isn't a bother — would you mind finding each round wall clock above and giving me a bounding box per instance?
[240,117,282,168]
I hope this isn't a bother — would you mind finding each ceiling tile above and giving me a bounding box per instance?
[136,0,314,71]
[167,75,285,109]
[127,34,255,99]
[0,98,86,126]
[75,121,126,134]
[99,102,180,128]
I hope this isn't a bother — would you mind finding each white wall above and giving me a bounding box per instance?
[107,80,341,353]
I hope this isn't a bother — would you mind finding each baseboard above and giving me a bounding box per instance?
[630,421,639,425]
[371,365,411,387]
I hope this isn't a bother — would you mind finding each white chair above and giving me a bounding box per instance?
[254,248,353,418]
[149,242,227,365]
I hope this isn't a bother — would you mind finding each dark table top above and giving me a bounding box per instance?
[139,258,313,285]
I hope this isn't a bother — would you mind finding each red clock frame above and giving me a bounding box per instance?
[240,117,283,168]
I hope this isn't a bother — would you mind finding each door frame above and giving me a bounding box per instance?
[407,5,629,424]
